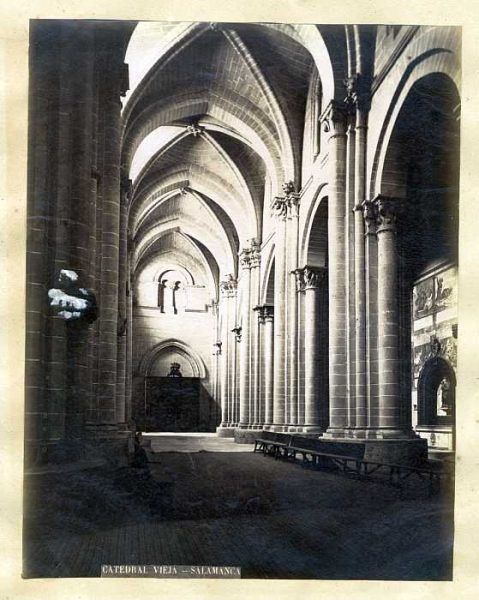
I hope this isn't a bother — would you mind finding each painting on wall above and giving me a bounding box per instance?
[413,266,456,319]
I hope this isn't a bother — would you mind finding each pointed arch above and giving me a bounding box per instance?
[138,339,208,378]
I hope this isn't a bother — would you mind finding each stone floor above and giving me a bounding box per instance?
[144,432,252,454]
[23,434,454,580]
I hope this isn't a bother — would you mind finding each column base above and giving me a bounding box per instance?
[323,427,349,438]
[25,425,134,472]
[216,426,235,438]
[363,437,428,465]
[233,428,259,444]
[269,424,288,432]
[363,427,420,440]
[302,426,324,434]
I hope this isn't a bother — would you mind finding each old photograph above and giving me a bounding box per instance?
[23,20,459,579]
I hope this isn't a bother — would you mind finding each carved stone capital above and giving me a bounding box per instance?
[294,268,305,293]
[296,266,326,290]
[272,181,300,219]
[304,266,327,289]
[239,249,251,269]
[239,239,261,269]
[361,200,378,235]
[320,100,347,136]
[250,251,261,269]
[220,275,237,297]
[254,304,274,323]
[372,195,402,233]
[343,73,372,114]
[271,196,288,219]
[287,194,301,218]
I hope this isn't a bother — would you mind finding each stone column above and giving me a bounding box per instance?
[321,101,348,435]
[63,27,95,444]
[96,51,123,427]
[272,198,287,431]
[125,261,134,425]
[287,188,301,430]
[374,195,407,436]
[116,176,130,426]
[294,269,306,427]
[231,324,241,426]
[238,246,252,428]
[217,276,236,435]
[363,200,379,429]
[257,306,274,428]
[271,185,293,430]
[349,75,370,433]
[300,267,327,431]
[249,245,261,428]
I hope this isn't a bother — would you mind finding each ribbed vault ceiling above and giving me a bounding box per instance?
[122,21,330,299]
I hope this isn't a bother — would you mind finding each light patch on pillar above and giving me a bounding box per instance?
[59,269,79,282]
[48,289,89,312]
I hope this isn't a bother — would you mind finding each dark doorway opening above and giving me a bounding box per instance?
[140,376,220,432]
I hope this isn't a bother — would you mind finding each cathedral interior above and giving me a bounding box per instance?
[24,21,460,579]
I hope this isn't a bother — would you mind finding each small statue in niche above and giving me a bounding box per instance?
[437,377,452,416]
[167,362,182,378]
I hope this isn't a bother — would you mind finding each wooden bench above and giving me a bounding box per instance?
[253,431,292,459]
[358,458,453,496]
[254,434,452,496]
[284,437,365,470]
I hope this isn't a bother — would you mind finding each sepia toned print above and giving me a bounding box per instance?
[24,20,459,579]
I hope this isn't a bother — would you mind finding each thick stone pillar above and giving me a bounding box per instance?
[373,196,411,437]
[96,51,123,426]
[321,101,348,435]
[257,306,274,428]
